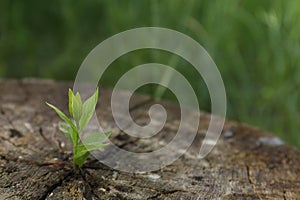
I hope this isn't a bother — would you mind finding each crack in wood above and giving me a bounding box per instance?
[0,154,72,169]
[38,171,73,200]
[79,169,101,199]
[246,165,264,200]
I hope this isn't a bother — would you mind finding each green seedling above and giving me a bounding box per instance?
[46,88,111,168]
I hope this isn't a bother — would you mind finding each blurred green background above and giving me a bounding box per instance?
[1,0,300,147]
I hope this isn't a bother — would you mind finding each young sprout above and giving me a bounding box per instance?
[46,88,111,168]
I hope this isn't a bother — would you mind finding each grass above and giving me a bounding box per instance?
[1,0,300,147]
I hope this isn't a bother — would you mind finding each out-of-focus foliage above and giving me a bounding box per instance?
[1,0,300,147]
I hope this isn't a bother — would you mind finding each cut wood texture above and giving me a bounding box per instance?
[0,79,300,200]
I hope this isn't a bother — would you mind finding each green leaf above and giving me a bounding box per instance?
[82,143,109,151]
[59,122,71,134]
[46,102,78,145]
[73,145,91,168]
[75,131,110,160]
[46,102,76,129]
[73,92,83,126]
[79,88,98,131]
[75,143,108,157]
[82,131,111,145]
[74,151,90,168]
[75,144,89,157]
[68,89,74,118]
[58,122,72,142]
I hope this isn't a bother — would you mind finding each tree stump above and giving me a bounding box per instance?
[1,79,300,200]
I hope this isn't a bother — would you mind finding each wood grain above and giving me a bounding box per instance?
[0,79,300,199]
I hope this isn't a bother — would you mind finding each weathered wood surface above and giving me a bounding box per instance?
[0,79,300,200]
